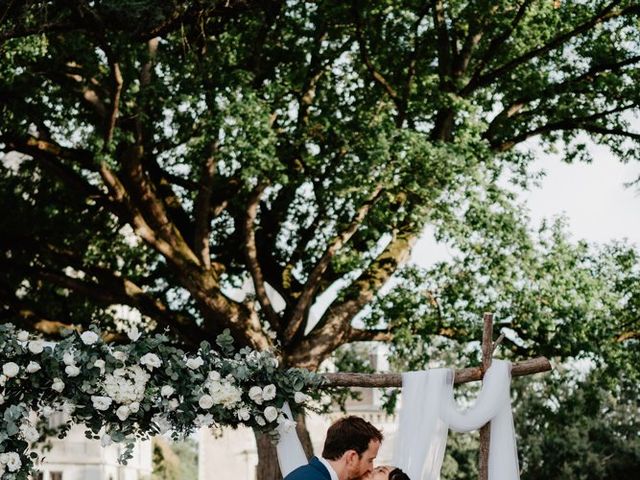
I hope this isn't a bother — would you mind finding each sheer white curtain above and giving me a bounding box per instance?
[392,360,520,480]
[276,402,308,477]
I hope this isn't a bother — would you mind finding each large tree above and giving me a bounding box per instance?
[1,0,640,477]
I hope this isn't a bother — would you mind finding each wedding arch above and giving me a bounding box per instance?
[0,314,550,480]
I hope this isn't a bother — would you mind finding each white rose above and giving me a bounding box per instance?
[264,406,278,423]
[17,331,29,342]
[112,350,128,362]
[127,326,141,342]
[28,340,44,354]
[42,406,54,418]
[65,365,81,377]
[294,391,310,404]
[101,434,113,447]
[140,353,162,370]
[51,378,65,392]
[152,414,172,434]
[186,356,204,370]
[94,359,106,373]
[161,385,175,397]
[277,412,297,433]
[236,407,250,421]
[168,399,180,411]
[194,413,214,428]
[208,370,221,381]
[20,424,40,443]
[2,362,19,378]
[5,452,21,472]
[62,401,75,416]
[248,386,263,405]
[63,351,75,366]
[116,405,130,421]
[81,331,99,345]
[262,384,276,401]
[91,396,113,411]
[26,361,41,373]
[255,415,266,426]
[198,394,214,409]
[129,401,140,413]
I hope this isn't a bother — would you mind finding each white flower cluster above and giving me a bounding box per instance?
[19,421,40,443]
[199,371,242,409]
[0,452,21,475]
[102,365,149,420]
[63,350,81,377]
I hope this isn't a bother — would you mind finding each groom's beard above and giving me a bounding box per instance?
[352,474,372,480]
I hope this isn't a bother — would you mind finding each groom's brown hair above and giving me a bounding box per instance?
[322,416,383,460]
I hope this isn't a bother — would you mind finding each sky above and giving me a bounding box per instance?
[411,143,640,268]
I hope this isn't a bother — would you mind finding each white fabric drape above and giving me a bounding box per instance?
[392,360,520,480]
[276,402,308,477]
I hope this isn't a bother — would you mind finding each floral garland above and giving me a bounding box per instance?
[0,323,324,479]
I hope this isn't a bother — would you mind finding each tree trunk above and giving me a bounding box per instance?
[255,412,314,480]
[255,431,281,480]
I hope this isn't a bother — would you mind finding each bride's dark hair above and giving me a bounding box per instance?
[389,468,410,480]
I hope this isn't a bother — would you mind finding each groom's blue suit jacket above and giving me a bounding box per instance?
[284,456,331,480]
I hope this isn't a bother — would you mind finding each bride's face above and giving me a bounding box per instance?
[366,466,392,480]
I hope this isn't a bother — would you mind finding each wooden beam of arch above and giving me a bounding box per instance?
[320,356,551,388]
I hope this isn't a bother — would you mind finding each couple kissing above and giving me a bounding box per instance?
[283,416,409,480]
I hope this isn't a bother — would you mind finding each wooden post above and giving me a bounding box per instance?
[479,312,493,480]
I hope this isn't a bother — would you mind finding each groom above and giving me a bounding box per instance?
[284,416,383,480]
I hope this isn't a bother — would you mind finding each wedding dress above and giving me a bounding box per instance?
[276,360,519,480]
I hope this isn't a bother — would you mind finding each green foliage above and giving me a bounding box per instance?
[516,370,640,480]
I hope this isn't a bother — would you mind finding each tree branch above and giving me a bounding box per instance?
[491,105,640,151]
[0,281,75,336]
[284,184,384,344]
[104,58,122,149]
[0,254,203,344]
[485,53,640,139]
[193,152,218,269]
[347,327,393,343]
[352,4,401,108]
[117,145,201,268]
[432,0,453,82]
[461,0,533,94]
[464,1,636,94]
[285,228,419,369]
[244,183,281,332]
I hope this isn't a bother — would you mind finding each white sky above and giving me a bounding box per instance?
[411,143,640,268]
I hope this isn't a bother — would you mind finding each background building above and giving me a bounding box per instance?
[34,422,152,480]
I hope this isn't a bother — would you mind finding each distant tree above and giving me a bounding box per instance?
[152,437,198,480]
[2,1,639,478]
[516,370,640,480]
